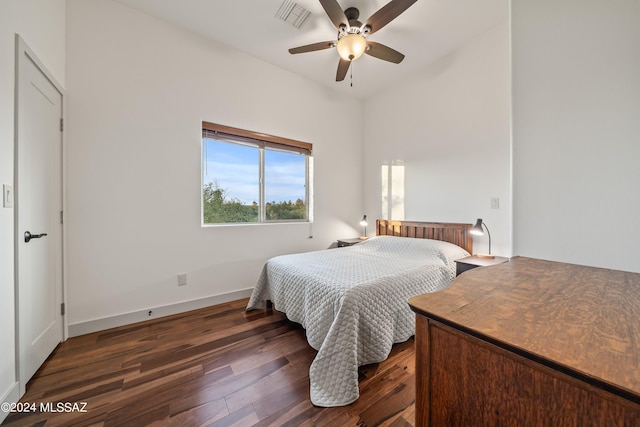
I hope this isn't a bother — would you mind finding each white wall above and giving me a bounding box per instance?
[512,0,640,272]
[363,22,512,257]
[65,0,363,330]
[0,0,66,418]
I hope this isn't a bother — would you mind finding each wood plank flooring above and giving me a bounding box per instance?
[2,298,416,427]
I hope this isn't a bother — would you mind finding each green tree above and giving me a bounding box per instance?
[202,181,258,223]
[203,181,306,223]
[266,199,306,220]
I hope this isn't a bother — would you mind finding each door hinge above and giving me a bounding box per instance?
[60,118,64,132]
[61,303,65,316]
[60,210,64,224]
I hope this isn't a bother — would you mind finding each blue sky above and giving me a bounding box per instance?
[203,139,306,205]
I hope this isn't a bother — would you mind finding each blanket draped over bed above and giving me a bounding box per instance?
[246,235,470,407]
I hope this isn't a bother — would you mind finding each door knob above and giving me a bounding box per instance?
[24,231,48,243]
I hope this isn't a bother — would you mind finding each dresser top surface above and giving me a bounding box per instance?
[409,256,640,397]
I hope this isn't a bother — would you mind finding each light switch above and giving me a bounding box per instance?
[490,197,499,209]
[3,184,13,208]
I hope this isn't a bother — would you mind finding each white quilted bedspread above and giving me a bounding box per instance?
[246,235,469,407]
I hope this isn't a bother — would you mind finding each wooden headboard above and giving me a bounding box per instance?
[376,219,473,254]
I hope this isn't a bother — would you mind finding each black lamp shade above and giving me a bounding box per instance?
[470,218,484,235]
[469,218,492,255]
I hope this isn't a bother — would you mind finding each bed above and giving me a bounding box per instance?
[246,219,473,407]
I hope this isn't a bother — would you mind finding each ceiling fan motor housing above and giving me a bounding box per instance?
[339,7,371,36]
[344,6,359,20]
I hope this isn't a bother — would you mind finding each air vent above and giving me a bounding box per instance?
[275,0,311,29]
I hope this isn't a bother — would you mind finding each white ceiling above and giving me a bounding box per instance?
[114,0,508,100]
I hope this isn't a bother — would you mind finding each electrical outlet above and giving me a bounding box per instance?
[490,197,500,209]
[177,273,187,286]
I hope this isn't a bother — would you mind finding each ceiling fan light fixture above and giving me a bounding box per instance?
[336,33,367,61]
[288,0,417,81]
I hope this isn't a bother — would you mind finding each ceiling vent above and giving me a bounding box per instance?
[276,0,311,29]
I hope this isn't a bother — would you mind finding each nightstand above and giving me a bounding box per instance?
[455,255,509,276]
[337,238,364,247]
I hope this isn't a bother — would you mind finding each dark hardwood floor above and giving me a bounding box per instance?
[2,298,416,427]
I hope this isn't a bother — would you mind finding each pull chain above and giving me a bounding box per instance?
[350,61,354,87]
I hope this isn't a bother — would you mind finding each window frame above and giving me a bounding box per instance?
[201,121,313,226]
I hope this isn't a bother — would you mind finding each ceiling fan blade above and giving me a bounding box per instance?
[364,0,417,35]
[289,41,336,54]
[319,0,349,30]
[336,58,351,81]
[365,41,405,64]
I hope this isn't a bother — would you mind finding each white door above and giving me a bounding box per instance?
[15,36,64,392]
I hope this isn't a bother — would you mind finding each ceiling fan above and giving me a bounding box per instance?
[288,0,417,82]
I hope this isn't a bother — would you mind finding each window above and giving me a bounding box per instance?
[381,162,405,220]
[202,122,312,225]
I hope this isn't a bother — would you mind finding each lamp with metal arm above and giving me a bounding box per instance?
[360,215,368,240]
[470,218,494,259]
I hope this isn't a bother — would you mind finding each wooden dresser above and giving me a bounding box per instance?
[408,257,640,427]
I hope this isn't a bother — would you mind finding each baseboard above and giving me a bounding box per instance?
[68,288,253,337]
[0,381,20,424]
